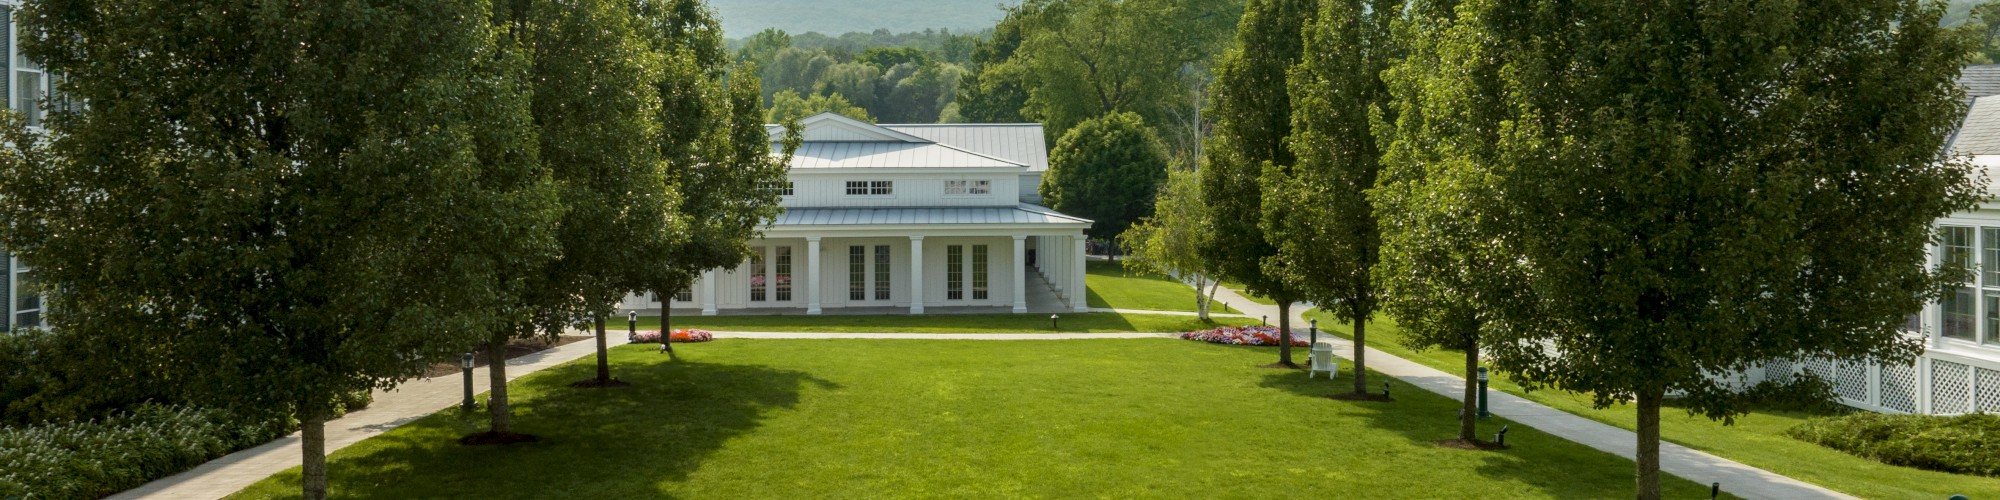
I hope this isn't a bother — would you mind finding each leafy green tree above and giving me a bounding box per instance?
[1961,1,2000,63]
[857,46,934,70]
[817,62,883,111]
[761,47,836,103]
[1372,0,1524,441]
[0,0,561,496]
[1043,112,1170,246]
[473,0,673,440]
[956,10,1032,123]
[1265,0,1399,394]
[1429,0,1979,496]
[769,89,873,122]
[734,27,792,68]
[877,62,965,123]
[1118,166,1225,319]
[1013,0,1242,140]
[636,0,796,339]
[1201,0,1311,366]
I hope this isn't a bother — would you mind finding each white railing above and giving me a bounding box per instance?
[1757,349,2000,415]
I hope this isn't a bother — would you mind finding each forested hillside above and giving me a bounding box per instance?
[707,0,1014,37]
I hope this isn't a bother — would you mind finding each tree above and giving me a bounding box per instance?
[956,9,1033,123]
[818,62,883,112]
[1371,0,1526,441]
[1433,0,1980,497]
[1201,0,1312,366]
[1962,1,2000,64]
[1043,113,1171,248]
[760,47,836,103]
[1119,166,1225,319]
[769,89,873,122]
[0,0,560,497]
[734,27,792,68]
[857,46,934,70]
[1264,0,1399,394]
[877,62,965,123]
[1012,0,1242,141]
[472,0,672,439]
[635,0,796,337]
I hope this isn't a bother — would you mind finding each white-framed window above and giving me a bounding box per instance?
[747,245,793,303]
[846,180,892,196]
[763,181,794,196]
[874,245,891,300]
[1937,225,2000,346]
[673,288,693,302]
[944,180,991,196]
[848,244,894,302]
[944,244,990,301]
[13,261,38,329]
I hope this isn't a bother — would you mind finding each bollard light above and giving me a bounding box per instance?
[1261,315,1267,326]
[1051,314,1060,331]
[1711,483,1721,500]
[1476,366,1491,419]
[627,311,638,341]
[1383,381,1391,398]
[1309,319,1319,346]
[1494,424,1510,446]
[460,352,476,411]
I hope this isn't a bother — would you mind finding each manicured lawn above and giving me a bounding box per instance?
[1220,281,1278,306]
[1085,261,1239,314]
[624,312,1255,333]
[230,340,1719,499]
[1303,309,2000,500]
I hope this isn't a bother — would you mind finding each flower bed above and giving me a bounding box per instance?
[1180,326,1308,347]
[632,329,714,343]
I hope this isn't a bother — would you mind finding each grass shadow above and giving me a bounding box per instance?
[238,351,840,499]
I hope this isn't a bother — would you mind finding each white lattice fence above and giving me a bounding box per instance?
[1931,360,1974,414]
[1880,362,1920,414]
[1979,367,2000,413]
[1837,363,1869,402]
[1764,358,1794,383]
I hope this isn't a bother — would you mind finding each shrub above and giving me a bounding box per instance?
[633,329,714,343]
[0,404,290,498]
[1180,326,1309,347]
[1785,412,2000,476]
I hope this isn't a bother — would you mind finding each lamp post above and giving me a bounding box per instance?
[460,352,476,411]
[1476,366,1491,419]
[1309,319,1318,346]
[1261,315,1267,326]
[627,311,637,342]
[1050,314,1060,331]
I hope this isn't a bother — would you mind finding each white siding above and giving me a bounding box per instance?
[784,172,1021,208]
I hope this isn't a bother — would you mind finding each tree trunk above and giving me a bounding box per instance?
[1461,342,1479,442]
[662,305,677,359]
[1277,302,1294,366]
[1352,310,1369,394]
[1635,386,1664,500]
[594,315,610,382]
[1194,278,1210,321]
[300,410,328,500]
[486,341,510,434]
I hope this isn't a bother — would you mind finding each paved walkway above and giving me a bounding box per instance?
[1204,285,1854,500]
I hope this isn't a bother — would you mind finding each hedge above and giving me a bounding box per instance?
[0,404,288,499]
[1785,412,2000,476]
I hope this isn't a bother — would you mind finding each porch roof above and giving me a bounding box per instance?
[769,204,1092,229]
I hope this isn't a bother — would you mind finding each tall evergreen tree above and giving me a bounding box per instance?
[0,0,560,496]
[1425,0,1980,496]
[1265,0,1400,394]
[1200,0,1315,366]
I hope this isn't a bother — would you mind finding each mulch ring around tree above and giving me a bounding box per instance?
[459,431,541,446]
[1433,438,1509,451]
[570,378,632,389]
[423,335,591,378]
[1326,391,1394,403]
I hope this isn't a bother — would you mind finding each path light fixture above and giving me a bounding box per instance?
[1050,314,1060,331]
[460,352,476,411]
[1309,319,1318,346]
[1476,366,1491,419]
[1383,381,1391,399]
[1494,424,1510,446]
[1261,315,1267,326]
[1711,483,1721,500]
[627,311,638,342]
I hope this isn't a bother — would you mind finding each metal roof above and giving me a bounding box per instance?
[771,204,1092,227]
[779,141,1027,169]
[1965,65,2000,100]
[882,124,1050,172]
[1954,96,2000,156]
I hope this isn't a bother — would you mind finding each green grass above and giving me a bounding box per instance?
[1085,261,1239,314]
[1219,281,1278,306]
[623,312,1254,333]
[1302,309,2000,500]
[230,339,1720,499]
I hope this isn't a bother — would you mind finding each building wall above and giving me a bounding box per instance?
[631,235,1024,311]
[782,171,1024,209]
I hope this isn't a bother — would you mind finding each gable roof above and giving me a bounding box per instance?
[1954,96,2000,156]
[766,112,1048,171]
[1964,65,2000,100]
[882,124,1050,172]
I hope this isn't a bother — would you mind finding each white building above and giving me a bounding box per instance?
[0,1,50,331]
[621,112,1093,315]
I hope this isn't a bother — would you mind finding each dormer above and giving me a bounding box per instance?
[770,113,1051,208]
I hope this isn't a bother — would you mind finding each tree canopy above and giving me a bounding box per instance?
[0,0,562,496]
[1042,112,1171,243]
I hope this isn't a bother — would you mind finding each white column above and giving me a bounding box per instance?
[1012,235,1029,313]
[1072,235,1088,312]
[806,237,823,315]
[700,269,718,316]
[909,236,926,315]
